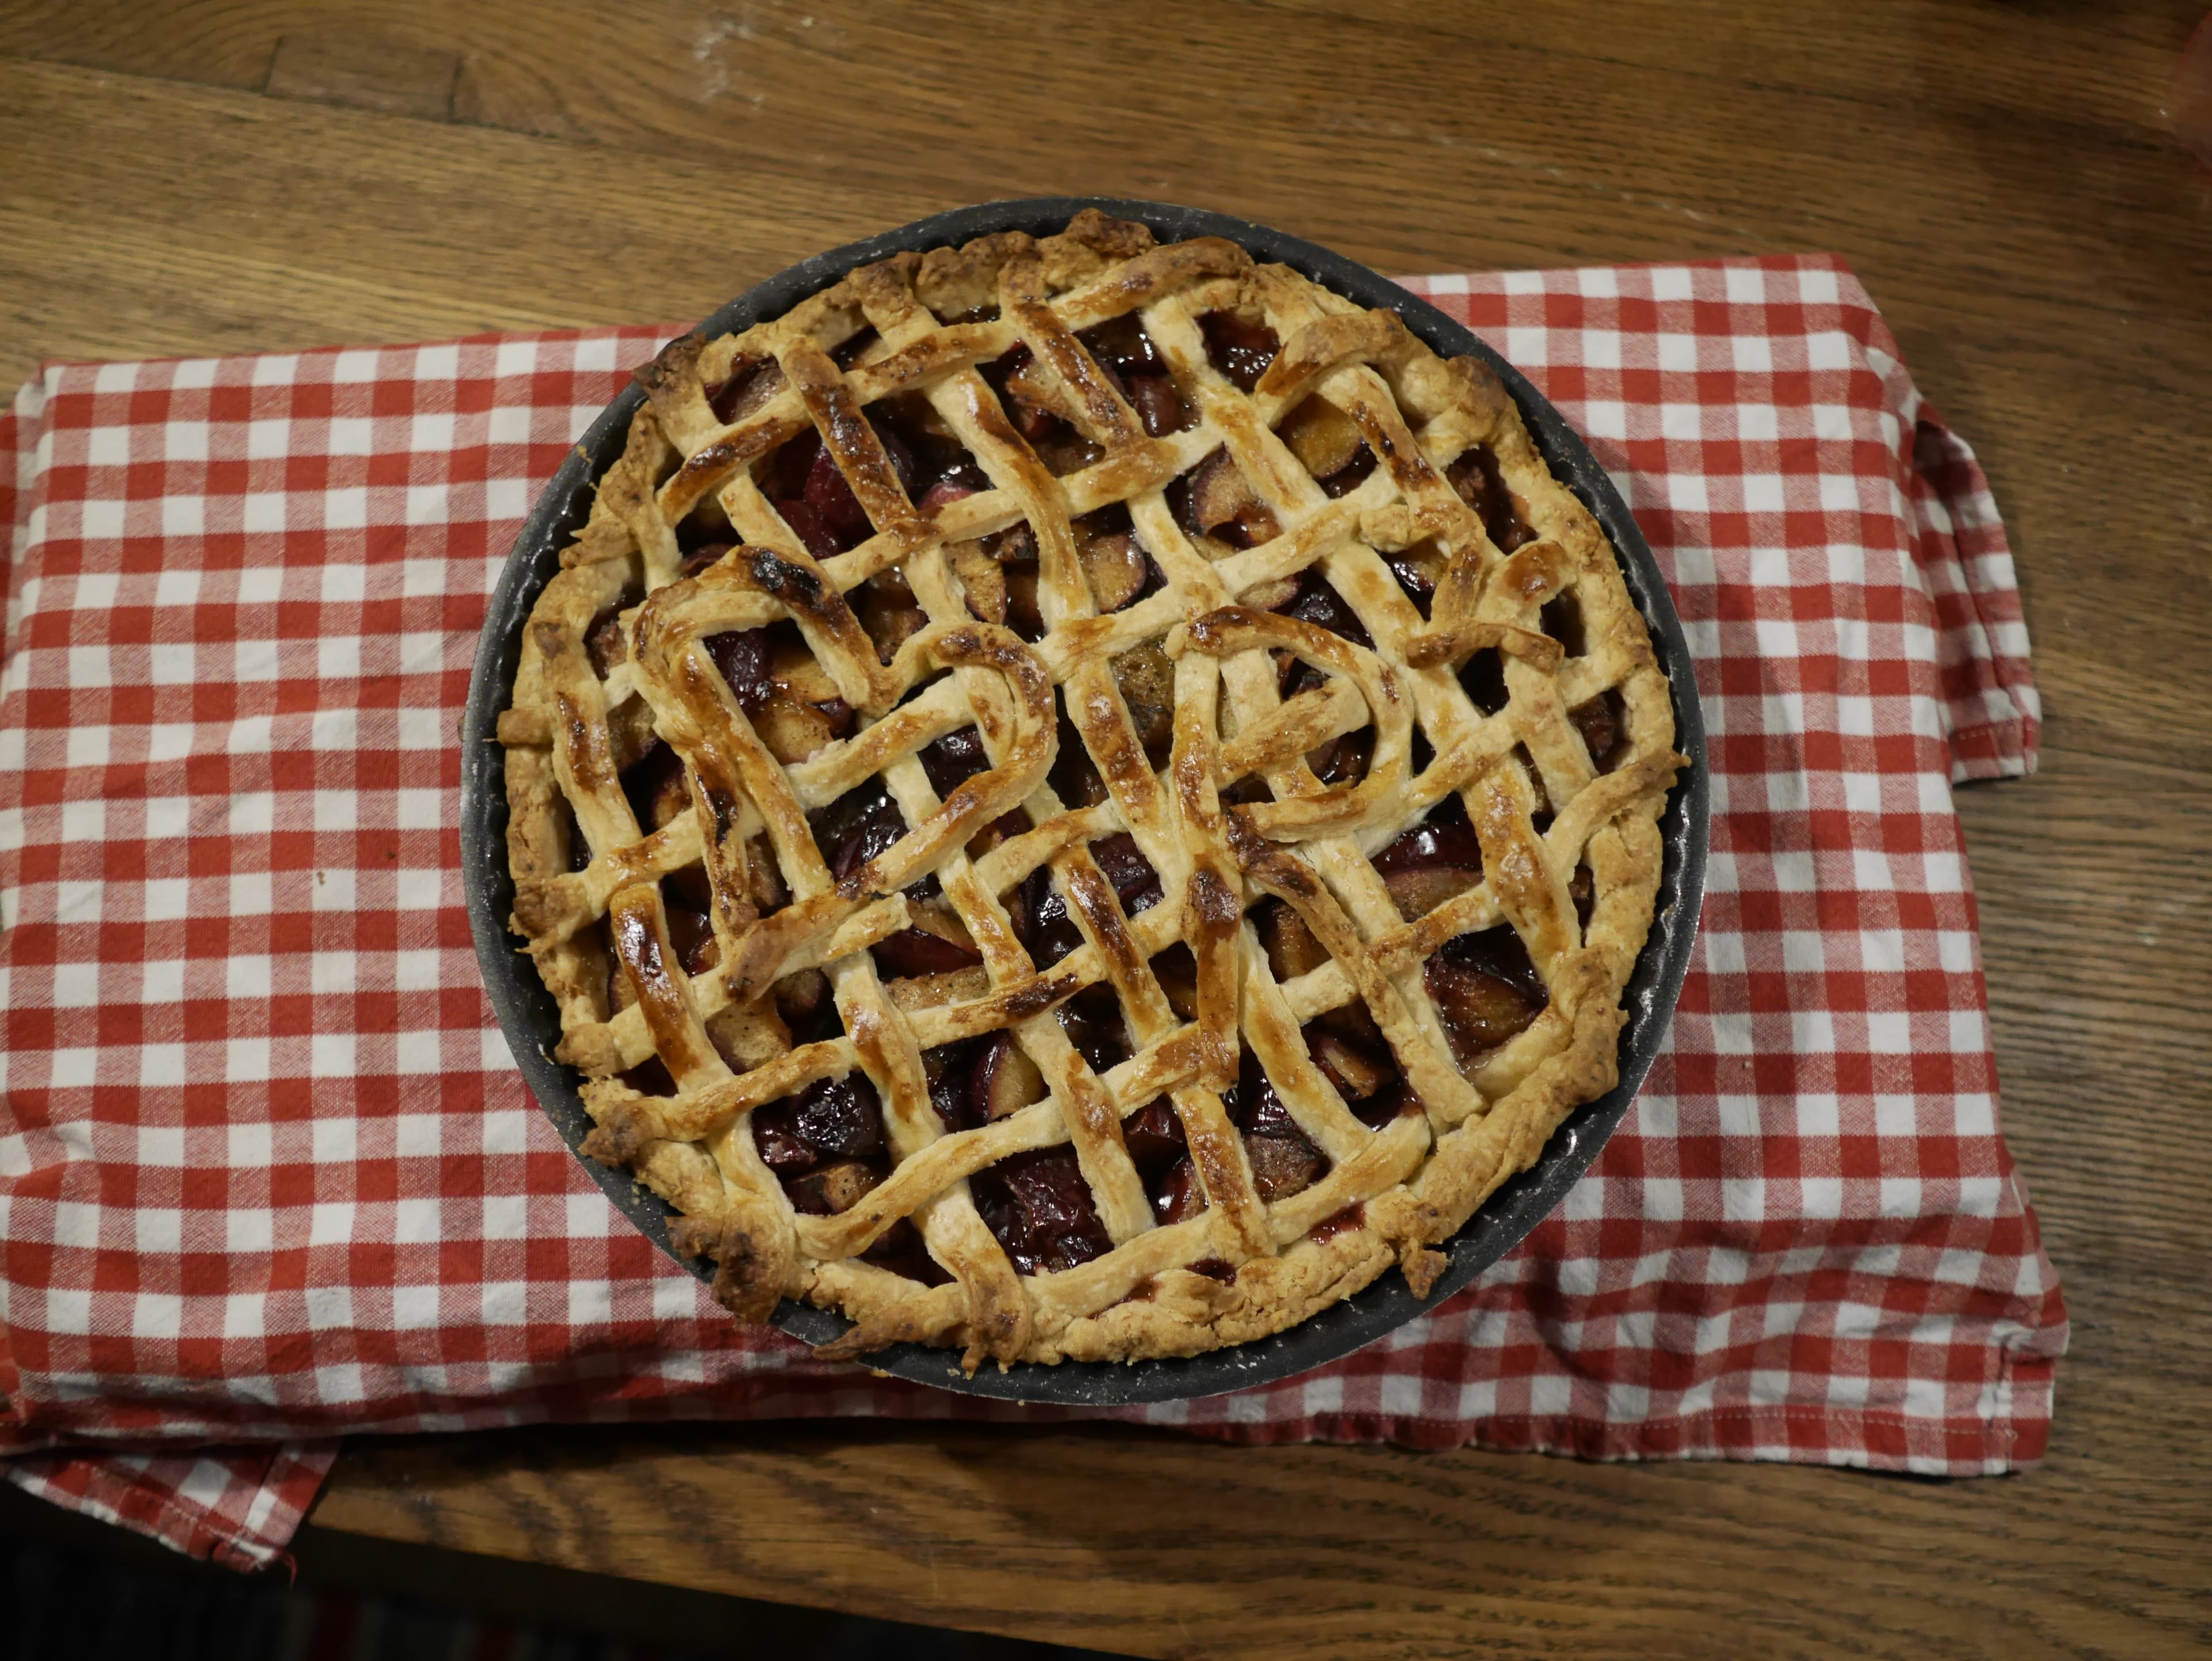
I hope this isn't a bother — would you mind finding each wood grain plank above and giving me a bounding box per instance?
[10,0,2202,127]
[6,1,2208,326]
[1961,748,2212,1258]
[0,56,884,374]
[310,1418,2212,1661]
[264,25,459,120]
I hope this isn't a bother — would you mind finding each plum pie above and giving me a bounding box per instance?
[497,210,1685,1368]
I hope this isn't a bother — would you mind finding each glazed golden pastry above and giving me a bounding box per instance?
[497,211,1685,1369]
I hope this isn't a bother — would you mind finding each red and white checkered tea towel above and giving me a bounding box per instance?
[0,255,2065,1569]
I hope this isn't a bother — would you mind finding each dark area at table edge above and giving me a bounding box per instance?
[459,197,1709,1406]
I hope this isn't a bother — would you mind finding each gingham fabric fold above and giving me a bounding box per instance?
[0,256,2065,1567]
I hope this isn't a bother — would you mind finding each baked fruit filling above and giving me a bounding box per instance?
[500,210,1683,1368]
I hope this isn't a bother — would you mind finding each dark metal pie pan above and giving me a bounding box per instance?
[460,197,1709,1407]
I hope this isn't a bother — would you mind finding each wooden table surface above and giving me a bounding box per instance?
[6,2,2210,1654]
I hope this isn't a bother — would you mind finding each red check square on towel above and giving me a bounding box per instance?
[0,255,2066,1569]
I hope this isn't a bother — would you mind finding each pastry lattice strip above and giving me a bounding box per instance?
[499,211,1683,1367]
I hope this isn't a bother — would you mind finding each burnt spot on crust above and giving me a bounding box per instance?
[832,869,885,906]
[1015,297,1139,444]
[936,780,987,826]
[963,377,1038,466]
[1187,866,1241,929]
[666,416,806,518]
[608,892,694,1064]
[1222,809,1325,903]
[1399,1244,1448,1298]
[994,970,1084,1025]
[750,548,834,615]
[1059,206,1159,264]
[706,1214,786,1322]
[1063,858,1143,983]
[666,1213,722,1262]
[1180,605,1255,654]
[634,333,707,410]
[578,1111,647,1168]
[933,627,1056,733]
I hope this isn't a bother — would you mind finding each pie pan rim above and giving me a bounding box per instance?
[459,195,1710,1405]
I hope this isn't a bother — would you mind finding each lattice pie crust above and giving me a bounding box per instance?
[498,211,1684,1368]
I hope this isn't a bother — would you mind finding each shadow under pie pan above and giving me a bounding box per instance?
[460,196,1710,1406]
